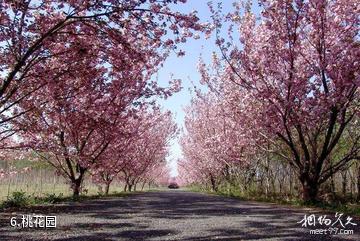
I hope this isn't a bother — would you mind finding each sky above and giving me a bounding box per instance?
[155,1,246,177]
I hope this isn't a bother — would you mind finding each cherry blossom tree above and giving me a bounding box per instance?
[180,87,254,191]
[14,53,179,197]
[2,0,203,197]
[91,106,176,194]
[14,63,121,196]
[201,0,359,202]
[145,163,172,189]
[90,120,136,195]
[0,0,203,148]
[119,108,177,192]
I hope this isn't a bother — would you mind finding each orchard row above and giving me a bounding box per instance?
[179,0,359,202]
[0,0,204,196]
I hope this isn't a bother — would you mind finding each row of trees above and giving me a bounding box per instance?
[90,107,176,194]
[0,0,204,196]
[180,0,359,203]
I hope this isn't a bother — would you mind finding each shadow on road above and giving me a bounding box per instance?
[0,190,359,240]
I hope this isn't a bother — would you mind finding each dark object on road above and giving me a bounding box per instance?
[168,183,179,189]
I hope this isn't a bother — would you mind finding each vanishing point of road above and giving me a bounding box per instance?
[1,190,359,240]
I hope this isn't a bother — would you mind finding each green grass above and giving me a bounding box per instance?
[146,186,169,192]
[0,165,161,210]
[186,186,360,216]
[0,163,127,201]
[0,175,162,210]
[0,190,130,210]
[310,202,360,217]
[0,181,128,202]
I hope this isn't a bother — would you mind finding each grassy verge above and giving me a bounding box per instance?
[0,182,127,202]
[0,190,130,211]
[186,186,360,217]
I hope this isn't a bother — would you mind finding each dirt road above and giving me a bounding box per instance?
[1,190,359,240]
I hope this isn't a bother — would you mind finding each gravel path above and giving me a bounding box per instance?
[1,190,359,240]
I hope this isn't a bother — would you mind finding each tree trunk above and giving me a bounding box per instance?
[72,179,82,197]
[259,173,264,195]
[71,165,86,198]
[300,174,319,203]
[341,170,347,196]
[124,184,128,192]
[264,175,269,197]
[330,163,336,195]
[141,181,146,191]
[209,174,218,192]
[278,178,283,196]
[265,146,271,197]
[289,169,293,197]
[105,182,110,195]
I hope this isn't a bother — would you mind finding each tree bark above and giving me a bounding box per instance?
[288,169,293,197]
[105,182,110,195]
[141,181,146,191]
[341,170,347,196]
[72,178,82,197]
[300,176,319,203]
[209,174,218,192]
[330,163,336,195]
[71,166,86,198]
[302,185,318,203]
